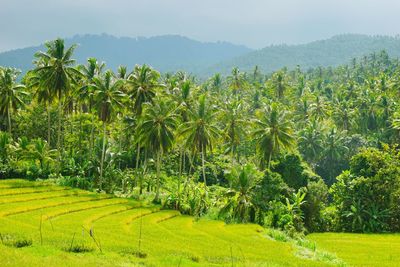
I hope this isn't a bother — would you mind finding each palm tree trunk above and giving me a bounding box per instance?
[89,110,95,162]
[231,145,235,166]
[154,150,162,203]
[136,143,141,169]
[177,147,183,209]
[140,148,148,195]
[7,104,11,135]
[201,144,207,186]
[267,151,272,170]
[47,107,51,145]
[57,100,62,151]
[135,143,143,195]
[57,99,62,173]
[99,121,107,191]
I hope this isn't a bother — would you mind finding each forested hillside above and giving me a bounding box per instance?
[210,34,400,74]
[0,34,251,74]
[2,34,400,77]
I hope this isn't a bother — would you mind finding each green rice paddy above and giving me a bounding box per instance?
[0,179,399,266]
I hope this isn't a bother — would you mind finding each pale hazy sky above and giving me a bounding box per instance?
[1,0,400,52]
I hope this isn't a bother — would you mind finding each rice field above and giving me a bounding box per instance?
[0,179,328,266]
[0,179,399,266]
[308,233,400,267]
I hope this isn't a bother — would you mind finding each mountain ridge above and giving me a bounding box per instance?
[1,33,400,77]
[0,33,252,75]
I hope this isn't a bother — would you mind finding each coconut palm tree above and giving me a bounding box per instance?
[127,64,161,115]
[227,67,246,96]
[25,138,57,172]
[77,58,105,158]
[271,71,289,99]
[219,163,262,223]
[0,67,28,134]
[92,70,126,190]
[127,65,161,180]
[78,57,105,111]
[298,120,325,167]
[310,95,328,121]
[138,99,178,203]
[221,99,247,163]
[33,38,82,155]
[209,73,223,93]
[179,94,220,186]
[333,99,355,132]
[252,103,295,169]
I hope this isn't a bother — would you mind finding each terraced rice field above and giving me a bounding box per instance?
[0,179,328,266]
[308,233,400,267]
[2,179,400,266]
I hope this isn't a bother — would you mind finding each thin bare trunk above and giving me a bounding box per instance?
[57,99,62,173]
[7,104,11,135]
[178,147,183,209]
[136,143,141,189]
[47,107,51,145]
[154,151,162,203]
[201,144,207,186]
[99,121,107,190]
[267,151,272,170]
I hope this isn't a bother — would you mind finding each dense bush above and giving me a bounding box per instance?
[331,147,400,232]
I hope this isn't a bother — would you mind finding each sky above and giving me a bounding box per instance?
[1,0,400,52]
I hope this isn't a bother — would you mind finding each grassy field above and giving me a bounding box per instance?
[308,233,400,267]
[0,179,398,266]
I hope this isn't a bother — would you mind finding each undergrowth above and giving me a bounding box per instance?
[266,229,347,266]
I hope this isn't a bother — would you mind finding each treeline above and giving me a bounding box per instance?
[0,38,400,234]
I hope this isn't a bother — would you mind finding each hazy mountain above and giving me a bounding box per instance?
[2,34,400,78]
[209,34,400,75]
[0,34,252,74]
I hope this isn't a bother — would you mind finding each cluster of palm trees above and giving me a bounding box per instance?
[1,39,400,205]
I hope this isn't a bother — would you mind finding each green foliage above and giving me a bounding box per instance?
[2,37,400,235]
[218,163,263,223]
[331,147,400,232]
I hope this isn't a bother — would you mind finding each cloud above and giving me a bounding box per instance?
[1,0,400,51]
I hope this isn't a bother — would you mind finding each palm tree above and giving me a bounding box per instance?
[117,66,128,79]
[309,95,328,121]
[33,38,82,155]
[127,64,161,115]
[333,99,355,132]
[252,103,295,169]
[322,127,349,183]
[25,138,57,172]
[92,70,126,190]
[0,132,10,163]
[173,79,193,122]
[179,94,220,186]
[298,120,325,167]
[221,99,247,163]
[127,65,161,180]
[227,67,246,95]
[0,67,28,134]
[78,58,105,158]
[219,164,262,223]
[26,70,53,144]
[209,73,223,92]
[78,57,105,111]
[271,71,289,99]
[139,99,177,203]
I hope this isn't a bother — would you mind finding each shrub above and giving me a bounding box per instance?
[0,233,32,248]
[331,146,400,232]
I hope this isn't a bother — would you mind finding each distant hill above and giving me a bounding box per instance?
[207,34,400,75]
[2,34,400,77]
[0,34,252,74]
